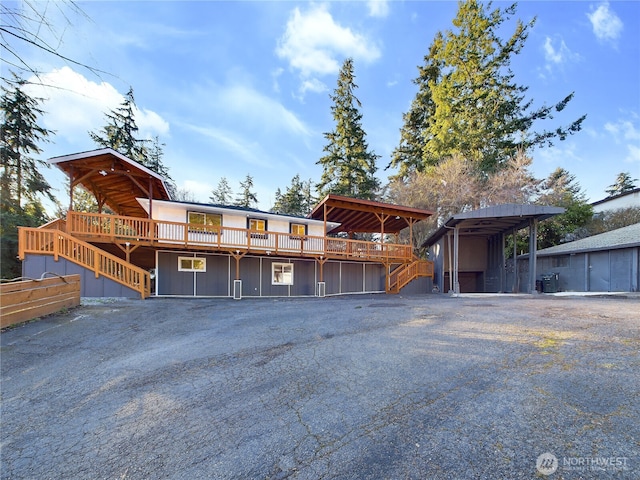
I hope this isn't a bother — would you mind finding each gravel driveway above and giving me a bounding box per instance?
[1,294,639,479]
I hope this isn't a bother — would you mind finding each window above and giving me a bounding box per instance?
[290,223,307,239]
[188,211,221,233]
[552,255,569,268]
[178,256,206,272]
[272,263,293,285]
[248,218,268,239]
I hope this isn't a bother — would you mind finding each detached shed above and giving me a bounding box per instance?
[423,204,564,294]
[533,222,640,292]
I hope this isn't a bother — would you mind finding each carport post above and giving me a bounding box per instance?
[528,218,538,294]
[453,225,460,295]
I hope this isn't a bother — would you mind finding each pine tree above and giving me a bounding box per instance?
[1,74,54,208]
[391,0,585,176]
[1,73,54,278]
[272,174,315,216]
[234,174,258,208]
[89,87,147,163]
[210,177,233,205]
[89,87,173,184]
[317,58,380,200]
[605,172,638,197]
[536,167,592,248]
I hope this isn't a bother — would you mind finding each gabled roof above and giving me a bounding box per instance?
[537,222,640,256]
[308,194,433,234]
[49,148,171,217]
[422,204,565,248]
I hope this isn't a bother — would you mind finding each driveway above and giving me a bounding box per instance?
[1,294,639,479]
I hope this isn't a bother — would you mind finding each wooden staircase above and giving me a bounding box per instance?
[18,226,150,299]
[387,258,434,294]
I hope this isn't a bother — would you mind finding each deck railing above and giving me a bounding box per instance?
[18,227,150,299]
[67,211,414,263]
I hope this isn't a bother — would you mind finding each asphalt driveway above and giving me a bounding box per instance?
[1,294,639,479]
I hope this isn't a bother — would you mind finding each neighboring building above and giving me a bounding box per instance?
[531,223,640,292]
[591,188,640,213]
[19,149,434,299]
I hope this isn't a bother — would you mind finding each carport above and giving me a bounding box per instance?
[422,204,564,294]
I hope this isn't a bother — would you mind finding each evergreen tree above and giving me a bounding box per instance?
[147,135,175,197]
[605,171,638,197]
[210,177,233,205]
[272,174,315,216]
[1,74,54,208]
[89,87,147,163]
[390,0,585,176]
[234,174,258,208]
[317,58,380,200]
[89,87,173,184]
[536,167,592,248]
[0,74,53,278]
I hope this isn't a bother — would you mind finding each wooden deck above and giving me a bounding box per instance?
[66,212,415,264]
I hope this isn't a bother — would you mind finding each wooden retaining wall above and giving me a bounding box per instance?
[0,274,81,328]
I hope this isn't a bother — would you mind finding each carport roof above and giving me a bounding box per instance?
[308,194,434,234]
[422,204,565,248]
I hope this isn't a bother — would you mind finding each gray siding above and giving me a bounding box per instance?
[525,246,640,292]
[155,252,388,297]
[22,254,140,298]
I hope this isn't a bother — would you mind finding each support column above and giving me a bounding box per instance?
[528,218,538,294]
[453,225,460,295]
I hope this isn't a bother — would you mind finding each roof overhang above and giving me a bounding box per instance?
[50,148,171,217]
[422,204,565,248]
[308,194,434,234]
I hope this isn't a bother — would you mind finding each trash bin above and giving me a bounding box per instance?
[542,273,559,293]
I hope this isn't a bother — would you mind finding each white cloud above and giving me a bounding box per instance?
[299,78,328,96]
[604,117,640,163]
[276,4,381,83]
[587,2,623,42]
[543,36,581,70]
[367,0,390,18]
[24,67,169,145]
[604,119,640,141]
[217,84,311,137]
[184,124,270,168]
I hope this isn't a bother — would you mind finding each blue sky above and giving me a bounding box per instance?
[7,0,640,211]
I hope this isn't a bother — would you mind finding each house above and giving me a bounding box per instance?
[19,149,435,299]
[530,222,640,292]
[591,187,640,214]
[422,204,565,294]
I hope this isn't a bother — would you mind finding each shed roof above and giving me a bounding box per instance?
[49,148,172,217]
[308,194,434,234]
[536,222,640,256]
[422,204,565,248]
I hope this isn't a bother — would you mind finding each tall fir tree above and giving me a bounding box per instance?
[390,0,585,176]
[89,87,147,163]
[234,174,258,208]
[0,74,54,278]
[605,172,637,197]
[89,87,173,184]
[210,177,233,205]
[1,74,54,208]
[272,174,315,216]
[317,58,380,200]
